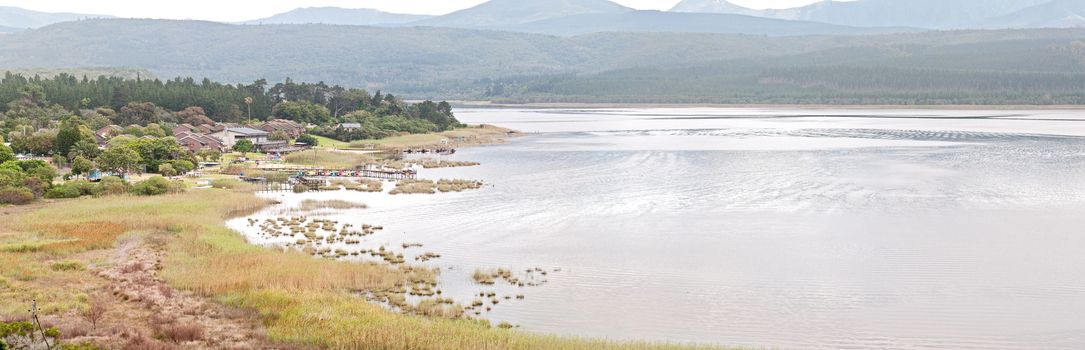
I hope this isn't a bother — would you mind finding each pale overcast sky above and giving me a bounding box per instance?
[0,0,826,22]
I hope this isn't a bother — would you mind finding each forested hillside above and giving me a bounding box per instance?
[487,38,1085,104]
[1,19,1084,104]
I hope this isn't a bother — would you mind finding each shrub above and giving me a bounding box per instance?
[44,184,83,199]
[292,184,309,193]
[155,323,204,342]
[97,176,130,196]
[50,261,85,271]
[131,176,182,196]
[0,187,35,205]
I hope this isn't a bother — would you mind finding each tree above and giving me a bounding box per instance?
[272,101,331,125]
[269,130,289,141]
[244,97,253,120]
[55,120,85,158]
[158,163,177,177]
[197,149,222,162]
[68,139,102,160]
[70,156,93,177]
[0,143,14,163]
[170,159,195,175]
[97,145,142,175]
[295,134,319,147]
[176,106,214,126]
[143,123,167,137]
[115,102,158,126]
[233,139,255,156]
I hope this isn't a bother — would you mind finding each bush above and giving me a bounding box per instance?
[295,134,319,147]
[131,176,183,196]
[44,184,83,199]
[158,163,177,177]
[292,184,309,193]
[97,176,130,196]
[0,187,35,205]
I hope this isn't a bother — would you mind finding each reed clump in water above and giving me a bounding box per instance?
[419,159,481,169]
[298,199,368,211]
[437,179,484,193]
[390,179,436,195]
[354,178,384,192]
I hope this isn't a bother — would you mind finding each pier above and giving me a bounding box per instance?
[256,166,417,180]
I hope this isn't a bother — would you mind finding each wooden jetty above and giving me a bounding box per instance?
[403,147,455,155]
[257,166,417,180]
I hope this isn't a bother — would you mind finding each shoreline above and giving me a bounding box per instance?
[450,101,1085,110]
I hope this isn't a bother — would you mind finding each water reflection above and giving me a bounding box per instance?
[230,108,1085,349]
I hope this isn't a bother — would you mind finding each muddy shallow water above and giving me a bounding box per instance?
[230,108,1085,349]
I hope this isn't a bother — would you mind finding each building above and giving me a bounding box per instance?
[259,119,306,138]
[175,132,226,153]
[212,127,270,149]
[95,125,123,144]
[339,123,362,130]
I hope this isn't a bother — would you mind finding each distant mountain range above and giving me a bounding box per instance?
[981,0,1085,28]
[670,0,1082,29]
[415,0,632,28]
[1,18,1082,103]
[0,6,112,30]
[241,7,431,26]
[501,11,914,36]
[2,0,1082,38]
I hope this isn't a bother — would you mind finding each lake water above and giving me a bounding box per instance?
[230,108,1085,349]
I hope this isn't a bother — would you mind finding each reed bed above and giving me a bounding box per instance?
[298,199,368,212]
[1,188,731,350]
[437,179,484,193]
[390,179,437,195]
[420,159,481,169]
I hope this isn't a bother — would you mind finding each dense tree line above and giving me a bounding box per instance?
[0,73,461,129]
[484,65,1085,105]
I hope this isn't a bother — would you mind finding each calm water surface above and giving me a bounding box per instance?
[231,108,1085,349]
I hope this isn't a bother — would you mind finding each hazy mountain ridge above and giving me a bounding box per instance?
[414,0,632,28]
[0,6,112,30]
[669,0,1067,29]
[241,7,432,26]
[501,10,916,36]
[981,0,1085,28]
[0,19,1082,103]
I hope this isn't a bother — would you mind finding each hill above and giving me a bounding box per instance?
[241,7,431,26]
[415,0,632,28]
[503,10,915,36]
[0,19,1082,104]
[0,6,112,29]
[670,0,1053,29]
[669,0,761,16]
[981,0,1085,28]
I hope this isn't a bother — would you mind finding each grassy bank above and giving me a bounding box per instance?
[349,125,514,149]
[1,190,725,350]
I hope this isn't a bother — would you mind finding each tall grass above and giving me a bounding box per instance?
[284,150,373,168]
